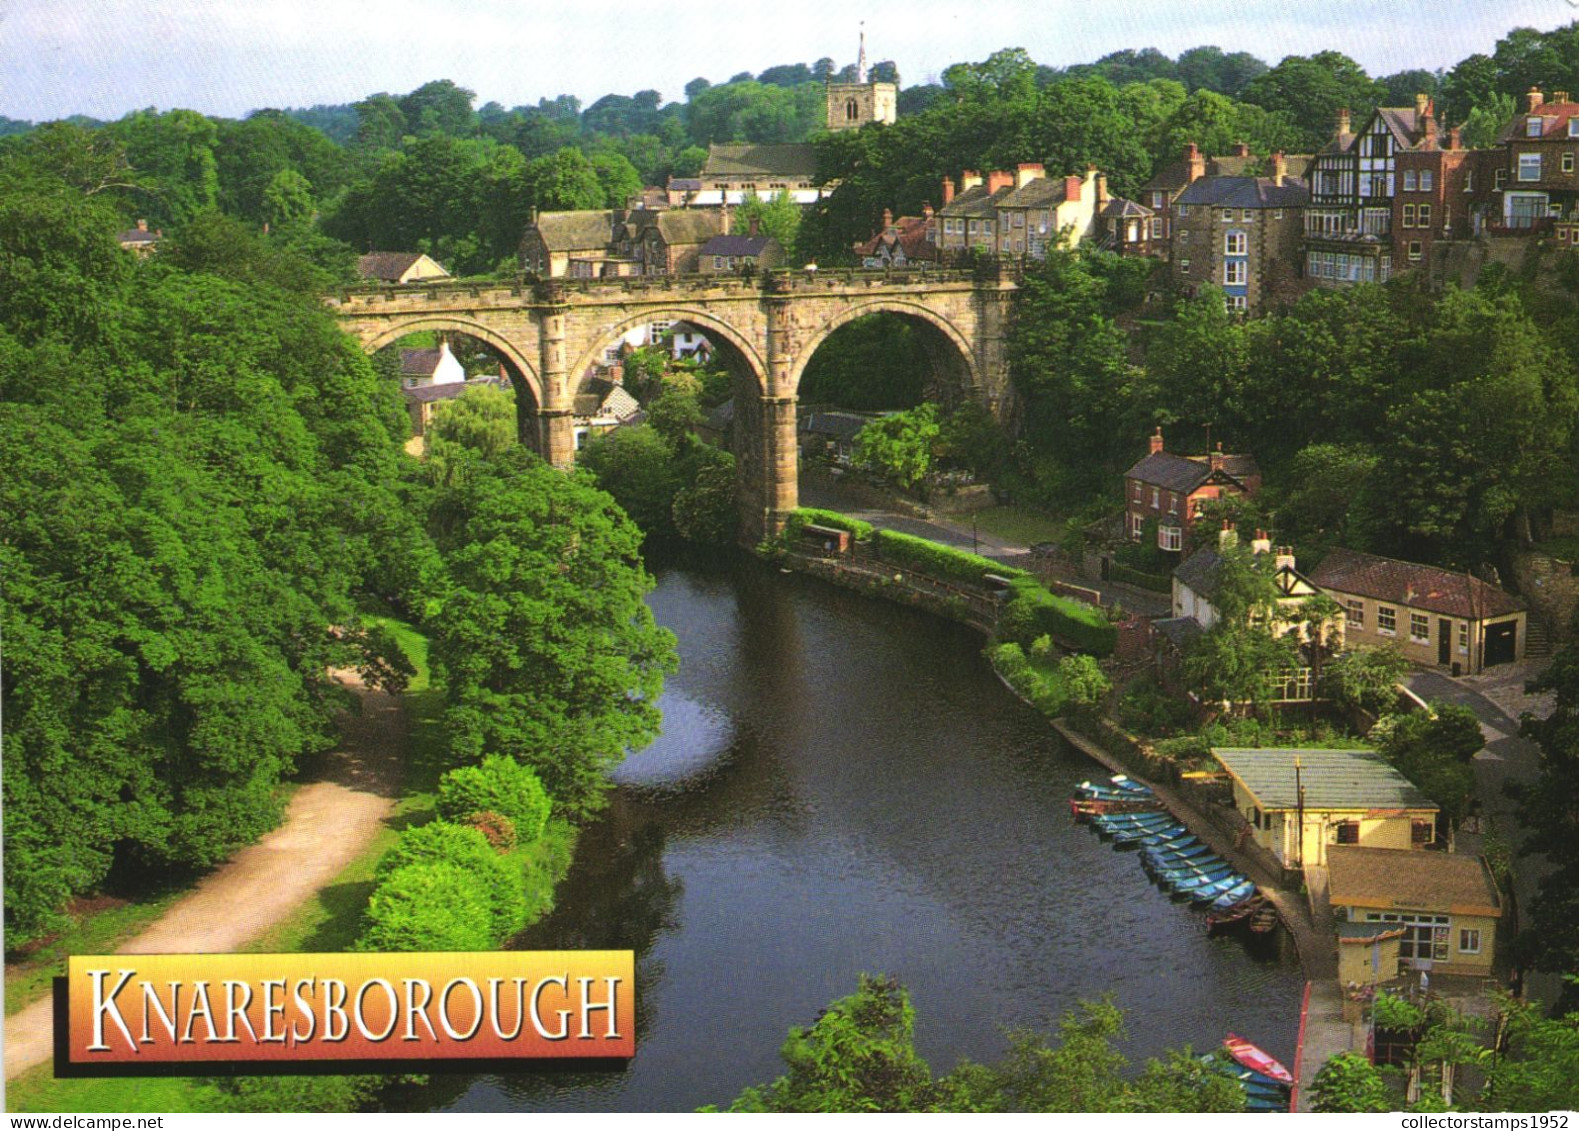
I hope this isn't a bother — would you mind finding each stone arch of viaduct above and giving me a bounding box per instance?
[329,269,1018,542]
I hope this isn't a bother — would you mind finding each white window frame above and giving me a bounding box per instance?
[1419,204,1431,227]
[1221,208,1233,222]
[1410,613,1430,642]
[1403,170,1418,191]
[1227,294,1248,311]
[1408,240,1423,261]
[1346,600,1364,628]
[1179,258,1191,273]
[1421,171,1434,192]
[1178,204,1190,217]
[1458,622,1469,654]
[1565,153,1576,174]
[1528,117,1544,138]
[1378,605,1397,636]
[1129,512,1144,538]
[1151,487,1160,508]
[1519,153,1541,182]
[1459,927,1481,955]
[1242,209,1254,222]
[1158,525,1182,552]
[1403,203,1416,227]
[1224,230,1247,255]
[1224,260,1247,286]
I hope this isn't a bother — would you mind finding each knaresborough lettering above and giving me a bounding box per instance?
[62,953,634,1069]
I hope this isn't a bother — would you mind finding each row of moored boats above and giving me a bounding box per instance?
[1072,775,1294,1112]
[1070,777,1281,932]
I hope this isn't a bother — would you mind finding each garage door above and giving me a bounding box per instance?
[1485,620,1517,667]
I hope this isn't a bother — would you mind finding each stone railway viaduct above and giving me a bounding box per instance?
[329,267,1020,541]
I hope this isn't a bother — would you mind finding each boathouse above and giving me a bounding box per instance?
[1212,747,1439,870]
[1327,846,1501,978]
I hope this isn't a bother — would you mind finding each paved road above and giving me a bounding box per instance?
[3,675,405,1081]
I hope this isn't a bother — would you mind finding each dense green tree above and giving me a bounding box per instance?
[358,861,496,950]
[524,146,605,212]
[399,79,477,137]
[1321,645,1409,715]
[734,190,801,259]
[798,313,927,410]
[1311,1051,1395,1112]
[426,381,517,485]
[578,424,686,538]
[353,93,408,152]
[1241,52,1379,150]
[105,108,221,227]
[854,404,940,490]
[425,446,677,818]
[1370,704,1482,825]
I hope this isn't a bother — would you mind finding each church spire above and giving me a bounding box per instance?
[856,23,867,84]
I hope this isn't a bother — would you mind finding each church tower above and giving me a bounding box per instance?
[825,26,897,131]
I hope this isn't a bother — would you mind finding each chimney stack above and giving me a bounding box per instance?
[1209,441,1225,471]
[960,170,983,191]
[1234,142,1250,158]
[882,207,893,229]
[1448,125,1462,150]
[749,215,760,237]
[1275,546,1297,572]
[986,170,1015,194]
[1415,92,1430,116]
[1251,529,1272,555]
[1423,112,1440,149]
[921,201,933,220]
[1064,174,1082,201]
[942,176,956,205]
[1336,108,1352,137]
[1149,427,1164,455]
[1096,171,1110,205]
[136,219,148,231]
[720,199,730,235]
[1185,142,1205,183]
[1015,162,1045,189]
[1271,151,1287,182]
[1554,90,1571,105]
[1219,520,1238,551]
[1528,87,1545,113]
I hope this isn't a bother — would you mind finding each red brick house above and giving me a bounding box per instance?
[1123,428,1261,550]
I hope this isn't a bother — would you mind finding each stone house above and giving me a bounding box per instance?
[667,143,827,207]
[1480,87,1579,234]
[935,171,1018,255]
[1310,548,1526,673]
[402,375,506,446]
[1123,427,1261,548]
[356,251,450,285]
[1171,530,1322,634]
[117,219,163,256]
[1213,747,1439,870]
[697,228,784,274]
[854,207,939,267]
[1141,143,1312,251]
[519,211,620,277]
[399,340,466,388]
[1327,846,1501,979]
[1169,158,1308,311]
[993,166,1114,256]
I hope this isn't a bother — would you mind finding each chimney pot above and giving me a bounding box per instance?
[1415,92,1429,116]
[1065,174,1082,201]
[1186,143,1206,183]
[1251,530,1272,555]
[942,176,955,205]
[1219,521,1239,550]
[1234,142,1250,158]
[136,218,148,231]
[1336,108,1352,135]
[882,207,893,227]
[960,170,983,191]
[922,201,933,219]
[1448,126,1462,150]
[1149,427,1164,455]
[1528,87,1545,113]
[1554,90,1570,104]
[986,170,1015,195]
[1271,151,1287,182]
[1015,162,1044,189]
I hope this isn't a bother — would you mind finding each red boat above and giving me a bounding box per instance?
[1069,797,1163,821]
[1223,1033,1294,1086]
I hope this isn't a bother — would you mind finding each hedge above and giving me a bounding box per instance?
[374,821,526,939]
[783,507,874,542]
[871,528,1033,586]
[1109,562,1171,593]
[998,577,1116,657]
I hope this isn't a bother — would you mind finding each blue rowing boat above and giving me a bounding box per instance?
[1208,879,1258,910]
[1185,874,1252,904]
[1135,826,1197,849]
[1113,821,1187,846]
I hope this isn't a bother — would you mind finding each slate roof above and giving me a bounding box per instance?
[399,347,444,376]
[118,226,161,245]
[1142,154,1312,193]
[703,143,818,180]
[1212,748,1438,812]
[700,234,777,257]
[1125,450,1259,493]
[800,411,870,440]
[1328,846,1501,916]
[1173,549,1224,599]
[530,211,615,252]
[1374,107,1425,146]
[655,210,725,245]
[1309,548,1524,620]
[1101,197,1153,219]
[402,376,504,404]
[939,184,1015,218]
[358,251,447,282]
[854,215,938,261]
[1153,616,1205,651]
[1173,176,1309,209]
[995,177,1075,210]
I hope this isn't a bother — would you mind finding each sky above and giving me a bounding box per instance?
[1,0,1575,123]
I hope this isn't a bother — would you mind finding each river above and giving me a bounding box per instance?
[431,554,1303,1112]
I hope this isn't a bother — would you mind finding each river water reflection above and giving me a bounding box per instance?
[442,554,1303,1112]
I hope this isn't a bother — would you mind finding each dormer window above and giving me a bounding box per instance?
[1528,117,1544,137]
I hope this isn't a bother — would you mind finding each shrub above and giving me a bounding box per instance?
[438,756,551,842]
[359,861,496,952]
[466,809,517,850]
[989,643,1069,717]
[374,821,525,940]
[1056,654,1112,709]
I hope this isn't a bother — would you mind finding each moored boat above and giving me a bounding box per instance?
[1112,820,1187,846]
[1069,797,1162,821]
[1249,901,1281,934]
[1183,872,1251,903]
[1223,1033,1295,1086]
